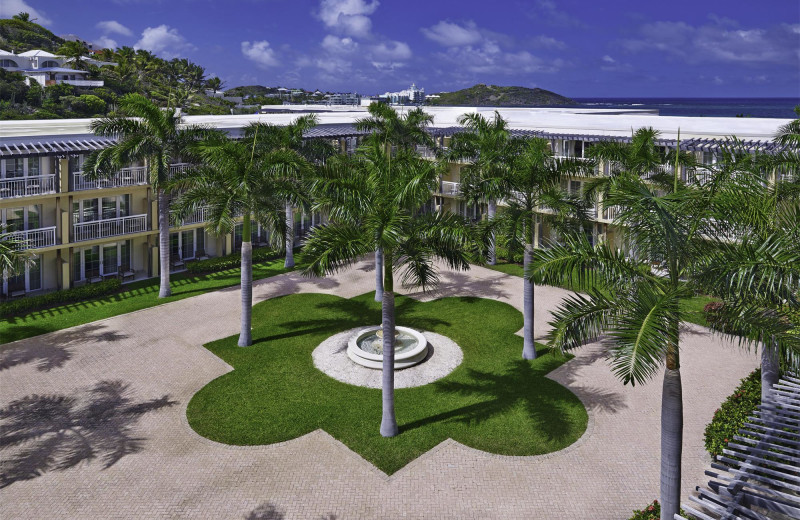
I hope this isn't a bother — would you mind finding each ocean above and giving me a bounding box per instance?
[568,98,799,119]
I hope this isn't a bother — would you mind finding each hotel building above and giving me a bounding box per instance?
[0,106,791,299]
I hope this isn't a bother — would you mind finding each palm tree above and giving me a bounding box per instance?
[206,77,224,93]
[82,93,215,298]
[448,111,512,266]
[303,140,473,437]
[57,41,90,71]
[530,165,720,520]
[172,124,310,346]
[0,227,29,278]
[355,102,435,301]
[493,137,592,359]
[257,114,335,269]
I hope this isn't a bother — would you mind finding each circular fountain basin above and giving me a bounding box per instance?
[347,326,429,369]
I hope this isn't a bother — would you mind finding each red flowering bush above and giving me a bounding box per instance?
[628,500,660,520]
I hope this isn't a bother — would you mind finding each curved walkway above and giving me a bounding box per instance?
[0,260,756,519]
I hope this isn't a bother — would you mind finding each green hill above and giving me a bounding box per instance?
[427,84,575,106]
[0,17,64,52]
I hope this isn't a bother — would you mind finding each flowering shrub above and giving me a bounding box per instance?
[704,369,761,458]
[628,500,660,520]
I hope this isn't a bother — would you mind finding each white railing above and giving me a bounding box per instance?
[169,163,192,175]
[73,214,148,242]
[602,205,621,221]
[688,168,713,186]
[171,206,208,227]
[0,174,57,198]
[73,166,148,191]
[8,226,57,250]
[440,181,460,196]
[61,80,104,87]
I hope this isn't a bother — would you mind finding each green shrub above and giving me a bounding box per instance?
[186,248,280,274]
[628,500,660,520]
[704,369,761,458]
[0,279,121,316]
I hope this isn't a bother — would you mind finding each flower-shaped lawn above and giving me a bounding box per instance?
[187,292,588,474]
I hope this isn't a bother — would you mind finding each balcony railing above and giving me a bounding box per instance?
[8,226,57,250]
[0,174,57,198]
[61,80,104,87]
[440,181,460,196]
[602,205,621,221]
[169,163,192,175]
[73,166,148,191]
[171,206,208,227]
[73,214,148,242]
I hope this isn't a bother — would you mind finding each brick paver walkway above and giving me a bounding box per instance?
[0,260,756,519]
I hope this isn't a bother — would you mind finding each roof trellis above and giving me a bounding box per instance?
[677,372,800,520]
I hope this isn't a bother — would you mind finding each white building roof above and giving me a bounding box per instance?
[18,49,59,57]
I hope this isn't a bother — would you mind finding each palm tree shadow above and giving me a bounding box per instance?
[406,270,511,301]
[402,359,618,443]
[549,344,628,414]
[0,380,176,488]
[244,502,336,520]
[1,323,128,372]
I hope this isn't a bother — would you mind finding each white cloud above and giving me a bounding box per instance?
[421,21,482,47]
[96,20,133,37]
[316,0,379,38]
[528,0,584,27]
[134,25,196,59]
[95,36,119,50]
[530,35,567,50]
[369,41,411,61]
[321,35,359,53]
[620,21,800,64]
[602,55,615,63]
[241,41,280,68]
[0,0,52,25]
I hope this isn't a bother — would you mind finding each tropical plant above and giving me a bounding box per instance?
[0,227,28,277]
[171,124,310,346]
[57,40,90,71]
[355,102,435,301]
[82,93,216,298]
[491,137,592,358]
[302,141,474,437]
[447,111,512,266]
[529,155,721,519]
[206,77,223,93]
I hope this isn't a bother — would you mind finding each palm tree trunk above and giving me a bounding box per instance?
[660,344,683,520]
[761,337,780,402]
[157,188,171,298]
[284,201,294,268]
[374,248,384,302]
[380,252,399,438]
[238,216,252,347]
[522,230,536,359]
[487,199,497,265]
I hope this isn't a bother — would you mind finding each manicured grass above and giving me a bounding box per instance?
[187,292,588,474]
[0,258,295,345]
[484,260,716,327]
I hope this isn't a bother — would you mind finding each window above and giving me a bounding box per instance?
[84,246,100,279]
[170,232,180,258]
[120,241,131,271]
[2,205,40,231]
[5,254,42,294]
[40,60,59,68]
[27,157,40,176]
[68,155,84,173]
[102,197,117,219]
[0,59,18,68]
[3,158,24,178]
[196,230,205,254]
[103,245,118,274]
[181,230,194,259]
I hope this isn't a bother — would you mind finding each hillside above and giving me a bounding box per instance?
[0,17,64,52]
[427,84,575,106]
[225,85,273,97]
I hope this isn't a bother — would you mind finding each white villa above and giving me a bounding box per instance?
[0,49,108,87]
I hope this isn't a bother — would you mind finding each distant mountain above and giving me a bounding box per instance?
[427,84,576,107]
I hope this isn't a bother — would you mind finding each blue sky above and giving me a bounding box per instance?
[3,0,799,97]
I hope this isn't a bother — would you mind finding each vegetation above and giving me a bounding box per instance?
[186,292,588,474]
[0,16,63,53]
[703,369,761,459]
[0,257,294,345]
[0,279,120,317]
[428,84,575,106]
[186,248,281,274]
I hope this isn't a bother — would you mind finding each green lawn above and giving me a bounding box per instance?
[484,260,716,327]
[0,258,294,345]
[187,292,588,474]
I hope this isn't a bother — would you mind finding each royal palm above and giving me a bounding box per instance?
[303,140,472,437]
[83,94,214,298]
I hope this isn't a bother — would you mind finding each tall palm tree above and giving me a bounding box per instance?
[257,115,335,269]
[492,137,592,359]
[57,40,90,71]
[448,111,512,266]
[172,124,310,346]
[82,93,215,298]
[355,102,435,301]
[303,140,473,437]
[0,228,28,277]
[530,168,719,520]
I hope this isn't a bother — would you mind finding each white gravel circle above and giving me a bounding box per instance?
[312,326,463,389]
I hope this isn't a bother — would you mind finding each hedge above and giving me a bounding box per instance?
[186,248,280,274]
[704,369,761,459]
[0,279,121,317]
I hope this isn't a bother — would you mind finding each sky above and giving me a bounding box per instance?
[2,0,799,97]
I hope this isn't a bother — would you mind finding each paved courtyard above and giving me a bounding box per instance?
[0,260,757,519]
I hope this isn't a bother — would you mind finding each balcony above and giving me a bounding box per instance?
[171,206,208,227]
[73,214,148,242]
[440,181,460,196]
[0,174,57,199]
[8,226,57,250]
[73,166,148,191]
[602,205,621,221]
[61,79,104,87]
